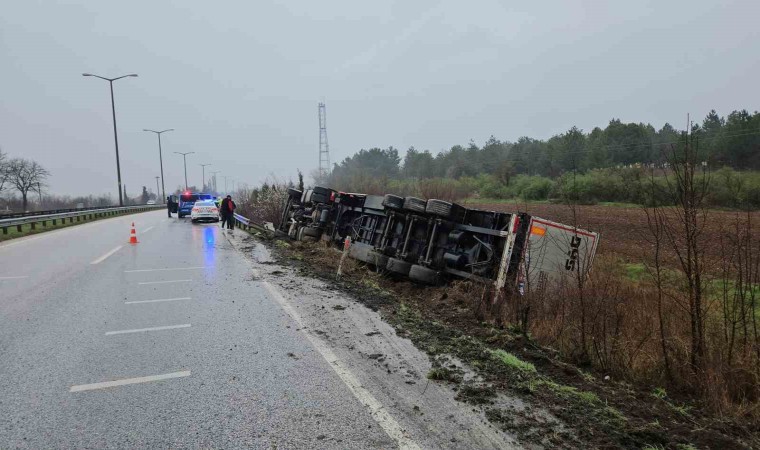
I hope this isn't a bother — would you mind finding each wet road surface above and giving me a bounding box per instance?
[0,210,516,449]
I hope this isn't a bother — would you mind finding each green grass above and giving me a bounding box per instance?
[652,387,667,400]
[489,349,537,374]
[624,263,648,281]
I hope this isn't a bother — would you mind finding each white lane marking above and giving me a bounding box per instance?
[105,324,191,335]
[142,226,155,233]
[70,370,191,392]
[261,281,421,450]
[90,245,123,265]
[0,276,29,280]
[125,297,191,305]
[125,266,205,273]
[137,279,192,285]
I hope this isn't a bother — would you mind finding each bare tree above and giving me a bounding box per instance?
[659,134,711,374]
[8,158,49,211]
[0,147,9,197]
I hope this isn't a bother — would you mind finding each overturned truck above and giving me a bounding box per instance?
[277,187,599,293]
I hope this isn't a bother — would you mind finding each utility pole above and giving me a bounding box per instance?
[143,129,174,203]
[318,102,331,179]
[174,151,195,190]
[82,72,138,206]
[199,163,211,191]
[155,176,160,201]
[223,176,230,194]
[37,182,42,206]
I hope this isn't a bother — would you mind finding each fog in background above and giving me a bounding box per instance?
[1,0,758,197]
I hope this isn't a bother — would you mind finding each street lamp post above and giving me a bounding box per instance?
[199,164,211,191]
[82,72,138,206]
[210,170,221,193]
[174,152,195,190]
[143,129,174,203]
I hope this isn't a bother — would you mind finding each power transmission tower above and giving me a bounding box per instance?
[318,102,331,178]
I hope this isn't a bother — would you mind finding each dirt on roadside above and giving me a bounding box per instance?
[255,234,758,450]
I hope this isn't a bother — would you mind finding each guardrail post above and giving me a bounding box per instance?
[17,225,22,233]
[30,222,36,230]
[52,219,57,225]
[42,221,47,227]
[2,227,6,235]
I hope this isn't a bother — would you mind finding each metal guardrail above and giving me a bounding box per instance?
[0,204,132,219]
[0,205,164,235]
[232,213,274,235]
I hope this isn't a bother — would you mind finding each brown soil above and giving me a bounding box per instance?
[266,238,758,450]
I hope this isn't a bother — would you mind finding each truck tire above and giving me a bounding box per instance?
[368,250,389,269]
[403,197,427,214]
[302,226,322,238]
[382,194,405,210]
[303,190,329,205]
[349,243,373,263]
[287,188,303,200]
[409,264,441,285]
[425,199,466,222]
[386,257,412,276]
[312,186,334,196]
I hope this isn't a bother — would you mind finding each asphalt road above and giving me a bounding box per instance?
[0,210,516,449]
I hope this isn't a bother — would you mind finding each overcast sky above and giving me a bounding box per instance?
[1,0,758,197]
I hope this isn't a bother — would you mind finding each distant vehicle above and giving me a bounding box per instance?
[146,200,156,205]
[190,200,219,223]
[177,192,214,218]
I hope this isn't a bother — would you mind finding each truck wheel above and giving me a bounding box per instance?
[368,250,389,269]
[403,197,427,214]
[409,264,441,285]
[287,188,303,200]
[302,227,322,238]
[312,186,334,196]
[349,243,373,263]
[381,194,405,210]
[386,257,412,276]
[425,199,465,222]
[303,190,329,205]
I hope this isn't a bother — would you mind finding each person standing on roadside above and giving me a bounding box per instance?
[167,196,173,218]
[220,195,236,230]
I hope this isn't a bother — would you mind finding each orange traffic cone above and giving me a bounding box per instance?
[128,222,139,244]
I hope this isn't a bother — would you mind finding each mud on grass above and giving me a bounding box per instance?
[266,238,757,450]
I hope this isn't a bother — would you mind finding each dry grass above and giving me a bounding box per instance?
[509,255,760,427]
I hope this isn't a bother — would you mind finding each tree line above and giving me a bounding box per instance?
[328,109,760,184]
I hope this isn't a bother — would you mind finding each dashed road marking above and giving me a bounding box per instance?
[261,281,421,450]
[137,279,192,285]
[105,324,191,335]
[142,226,155,233]
[125,297,191,305]
[125,267,205,273]
[70,370,191,392]
[90,246,123,265]
[0,276,29,280]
